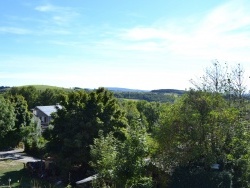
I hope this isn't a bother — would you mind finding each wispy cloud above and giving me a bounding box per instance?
[35,4,69,13]
[34,3,80,26]
[114,0,250,64]
[0,27,31,35]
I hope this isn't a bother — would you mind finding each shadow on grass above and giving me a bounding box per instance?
[1,168,33,187]
[0,168,56,187]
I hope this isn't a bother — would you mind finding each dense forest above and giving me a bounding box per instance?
[1,62,250,187]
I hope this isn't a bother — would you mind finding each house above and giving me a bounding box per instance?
[32,105,61,128]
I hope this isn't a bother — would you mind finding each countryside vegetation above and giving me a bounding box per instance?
[1,61,250,187]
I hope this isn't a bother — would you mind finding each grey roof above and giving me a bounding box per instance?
[76,174,98,184]
[35,105,61,116]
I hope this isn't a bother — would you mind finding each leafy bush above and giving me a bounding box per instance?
[169,166,232,188]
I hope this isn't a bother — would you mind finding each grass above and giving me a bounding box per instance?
[0,160,61,187]
[1,84,73,93]
[0,160,24,187]
[20,85,72,92]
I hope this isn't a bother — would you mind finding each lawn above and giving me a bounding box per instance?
[0,160,61,187]
[0,160,25,187]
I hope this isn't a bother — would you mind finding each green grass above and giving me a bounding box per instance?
[21,84,72,92]
[0,160,61,187]
[0,160,24,187]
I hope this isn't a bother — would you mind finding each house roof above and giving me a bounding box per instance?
[76,174,98,184]
[35,105,61,116]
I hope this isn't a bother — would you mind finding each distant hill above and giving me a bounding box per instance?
[14,85,72,91]
[112,89,185,103]
[151,89,186,95]
[106,87,149,92]
[0,85,185,103]
[0,86,11,93]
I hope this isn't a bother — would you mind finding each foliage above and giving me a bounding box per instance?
[121,100,141,124]
[189,62,250,186]
[6,95,31,128]
[3,95,32,148]
[169,167,232,188]
[0,96,16,149]
[90,120,152,188]
[7,86,39,109]
[46,88,127,178]
[0,63,248,186]
[21,117,46,156]
[155,90,248,185]
[0,160,61,187]
[5,85,66,108]
[224,119,250,187]
[151,89,186,95]
[190,61,247,102]
[114,91,179,103]
[37,88,63,106]
[90,131,118,187]
[136,101,161,133]
[114,123,152,187]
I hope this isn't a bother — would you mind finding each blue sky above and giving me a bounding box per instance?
[1,0,250,90]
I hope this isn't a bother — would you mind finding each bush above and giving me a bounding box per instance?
[169,166,232,188]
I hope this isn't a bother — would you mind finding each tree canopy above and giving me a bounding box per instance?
[46,88,127,178]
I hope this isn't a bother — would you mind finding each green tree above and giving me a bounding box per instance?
[90,120,152,187]
[137,101,161,132]
[190,62,250,187]
[7,86,39,109]
[155,91,240,177]
[4,95,32,147]
[46,88,127,178]
[21,117,46,156]
[114,122,152,188]
[121,100,140,125]
[190,60,229,93]
[90,131,119,187]
[0,96,16,149]
[37,88,62,106]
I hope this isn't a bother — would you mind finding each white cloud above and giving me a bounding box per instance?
[35,4,58,12]
[3,1,250,90]
[198,1,250,34]
[34,3,79,26]
[116,0,250,64]
[0,27,31,35]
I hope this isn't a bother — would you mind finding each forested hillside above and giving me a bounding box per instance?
[0,85,184,103]
[113,91,181,103]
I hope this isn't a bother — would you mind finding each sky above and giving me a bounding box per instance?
[1,0,250,90]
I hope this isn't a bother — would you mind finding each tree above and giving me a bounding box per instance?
[0,96,16,149]
[190,60,229,93]
[191,61,248,105]
[190,61,250,186]
[37,88,63,106]
[21,117,46,156]
[7,86,39,109]
[114,122,152,188]
[4,95,32,147]
[90,120,152,187]
[155,90,250,186]
[90,131,119,187]
[230,63,246,108]
[136,101,161,132]
[46,88,127,179]
[121,100,140,125]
